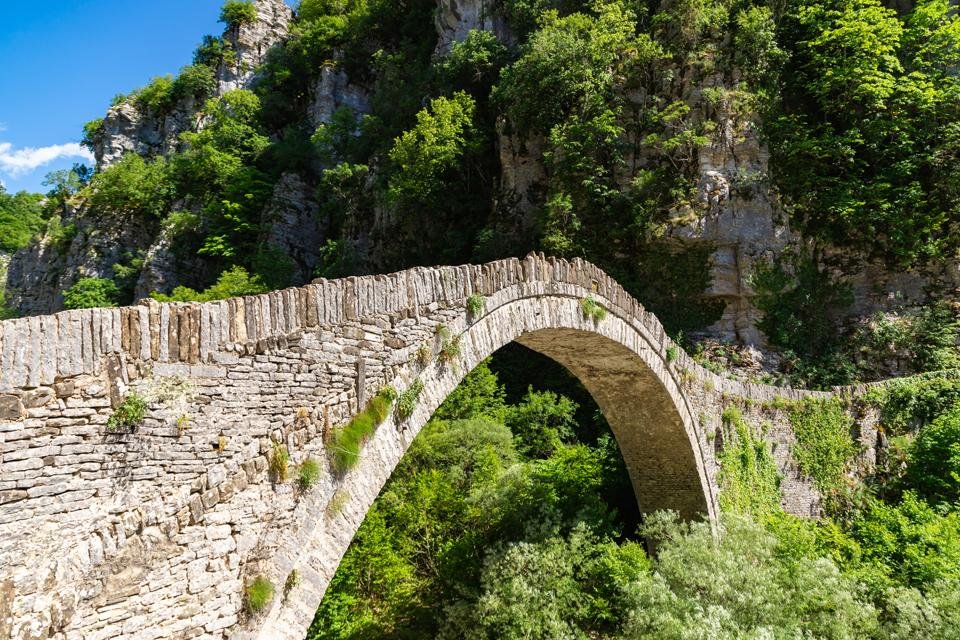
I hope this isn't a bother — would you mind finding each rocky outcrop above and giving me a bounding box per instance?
[94,97,200,168]
[435,0,512,54]
[217,0,293,94]
[308,63,371,129]
[5,205,158,315]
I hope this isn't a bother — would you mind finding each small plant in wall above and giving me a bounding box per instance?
[580,297,607,323]
[396,379,425,421]
[245,575,275,614]
[175,414,190,436]
[666,345,679,363]
[329,387,396,475]
[297,458,322,491]
[283,570,301,603]
[466,293,486,319]
[106,392,147,431]
[417,343,433,368]
[326,489,350,518]
[436,325,462,365]
[269,441,290,483]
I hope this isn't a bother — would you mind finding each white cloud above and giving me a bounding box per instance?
[0,123,7,132]
[0,141,95,177]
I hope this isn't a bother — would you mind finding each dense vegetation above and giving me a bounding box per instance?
[311,350,960,639]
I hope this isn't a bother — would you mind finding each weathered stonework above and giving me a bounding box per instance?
[1,256,836,639]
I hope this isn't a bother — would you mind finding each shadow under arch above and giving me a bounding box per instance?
[250,292,716,640]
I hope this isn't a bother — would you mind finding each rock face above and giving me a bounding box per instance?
[435,0,512,54]
[217,0,294,93]
[260,173,325,283]
[0,255,837,640]
[94,98,199,168]
[5,205,158,315]
[308,63,371,129]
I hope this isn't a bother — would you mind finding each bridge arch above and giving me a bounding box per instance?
[256,291,717,638]
[0,255,826,640]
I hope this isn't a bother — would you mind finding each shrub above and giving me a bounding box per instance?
[134,75,176,113]
[580,297,607,322]
[269,442,289,483]
[283,570,300,602]
[396,380,425,421]
[221,0,258,27]
[107,393,147,431]
[245,576,275,614]
[907,404,960,505]
[0,189,45,253]
[84,154,175,219]
[466,293,486,319]
[81,118,104,153]
[874,374,960,435]
[151,266,268,303]
[298,458,322,490]
[63,278,121,310]
[666,345,679,363]
[172,64,217,103]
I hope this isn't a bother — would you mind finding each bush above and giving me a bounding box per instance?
[85,154,175,219]
[466,293,485,319]
[717,407,783,517]
[134,75,176,112]
[0,190,45,253]
[107,393,147,431]
[63,278,121,310]
[907,404,960,505]
[505,388,578,459]
[245,575,275,614]
[221,0,258,27]
[329,388,395,474]
[151,266,268,303]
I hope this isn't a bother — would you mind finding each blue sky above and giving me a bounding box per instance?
[0,0,294,194]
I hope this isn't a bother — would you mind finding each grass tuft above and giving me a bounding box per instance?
[269,442,289,483]
[297,457,322,490]
[397,379,425,421]
[245,576,275,614]
[466,293,486,319]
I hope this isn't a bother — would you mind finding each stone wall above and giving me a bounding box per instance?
[1,256,831,640]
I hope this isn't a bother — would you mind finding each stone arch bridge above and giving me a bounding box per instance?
[1,255,833,640]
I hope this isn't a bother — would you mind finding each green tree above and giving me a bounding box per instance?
[220,0,258,27]
[84,154,175,219]
[63,278,121,309]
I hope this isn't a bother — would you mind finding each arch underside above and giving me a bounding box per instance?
[517,328,710,521]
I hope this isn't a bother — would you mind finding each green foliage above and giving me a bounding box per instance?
[504,388,578,459]
[434,359,505,421]
[396,379,424,421]
[872,373,960,434]
[269,442,290,483]
[768,0,960,265]
[81,118,104,153]
[751,254,855,387]
[151,266,268,303]
[84,154,175,219]
[387,92,479,208]
[107,393,147,431]
[245,576,275,614]
[717,407,783,517]
[580,296,606,322]
[194,35,236,68]
[436,29,508,94]
[665,345,678,363]
[437,326,462,365]
[283,570,301,601]
[627,513,879,639]
[0,190,45,253]
[906,404,960,505]
[297,458,322,491]
[789,399,858,495]
[134,75,176,112]
[63,278,121,310]
[220,0,258,27]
